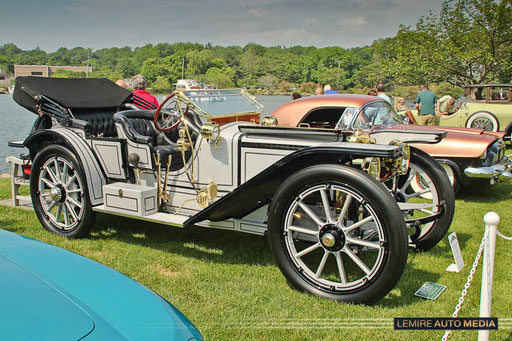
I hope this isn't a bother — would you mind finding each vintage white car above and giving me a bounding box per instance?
[10,77,453,304]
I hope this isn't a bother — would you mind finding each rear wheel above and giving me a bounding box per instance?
[466,112,499,132]
[30,145,95,238]
[268,165,408,304]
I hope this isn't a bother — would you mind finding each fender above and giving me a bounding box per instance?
[23,128,106,205]
[184,144,401,227]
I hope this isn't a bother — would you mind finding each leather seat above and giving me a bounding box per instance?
[113,110,201,171]
[73,109,118,137]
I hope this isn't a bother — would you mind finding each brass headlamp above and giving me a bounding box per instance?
[200,121,221,145]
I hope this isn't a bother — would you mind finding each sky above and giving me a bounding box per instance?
[2,0,443,52]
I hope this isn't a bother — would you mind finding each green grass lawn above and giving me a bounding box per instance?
[1,177,511,340]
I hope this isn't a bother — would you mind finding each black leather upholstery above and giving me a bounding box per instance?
[113,109,201,170]
[73,109,118,137]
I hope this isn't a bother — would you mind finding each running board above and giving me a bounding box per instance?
[93,204,187,228]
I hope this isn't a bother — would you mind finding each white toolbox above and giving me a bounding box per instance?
[103,182,158,216]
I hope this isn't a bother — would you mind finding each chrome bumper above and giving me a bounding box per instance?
[464,156,512,183]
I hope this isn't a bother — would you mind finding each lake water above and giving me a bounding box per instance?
[0,94,290,174]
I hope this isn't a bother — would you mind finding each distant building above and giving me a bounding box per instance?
[14,65,93,78]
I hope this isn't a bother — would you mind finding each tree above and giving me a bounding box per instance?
[384,0,512,86]
[259,75,279,90]
[204,67,234,88]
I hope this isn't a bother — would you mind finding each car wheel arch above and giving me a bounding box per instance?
[24,130,107,206]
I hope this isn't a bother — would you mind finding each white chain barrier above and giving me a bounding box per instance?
[496,230,512,241]
[441,228,488,341]
[441,212,508,341]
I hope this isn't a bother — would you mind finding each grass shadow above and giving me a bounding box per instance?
[91,213,276,267]
[457,182,512,203]
[378,261,441,308]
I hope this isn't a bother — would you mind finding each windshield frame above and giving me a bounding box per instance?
[338,99,405,130]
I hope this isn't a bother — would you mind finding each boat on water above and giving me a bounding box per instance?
[173,79,226,102]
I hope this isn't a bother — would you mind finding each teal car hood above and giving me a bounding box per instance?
[0,230,202,340]
[0,254,95,340]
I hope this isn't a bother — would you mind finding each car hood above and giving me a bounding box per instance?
[0,253,95,340]
[0,229,202,341]
[377,124,499,158]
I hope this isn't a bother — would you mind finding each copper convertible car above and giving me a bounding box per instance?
[271,94,512,193]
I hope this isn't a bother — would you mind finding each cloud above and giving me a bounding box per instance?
[339,16,368,28]
[249,8,266,17]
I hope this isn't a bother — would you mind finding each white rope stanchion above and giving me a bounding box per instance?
[478,212,499,341]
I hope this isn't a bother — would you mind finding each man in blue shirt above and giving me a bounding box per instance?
[323,84,339,94]
[415,84,437,126]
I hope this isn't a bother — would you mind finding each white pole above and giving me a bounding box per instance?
[478,212,499,341]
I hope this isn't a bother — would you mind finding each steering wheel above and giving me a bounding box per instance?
[153,93,188,132]
[452,97,465,113]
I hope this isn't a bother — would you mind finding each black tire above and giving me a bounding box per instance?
[30,145,95,238]
[393,148,455,251]
[268,165,408,305]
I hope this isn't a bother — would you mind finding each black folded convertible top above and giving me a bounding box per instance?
[13,76,132,114]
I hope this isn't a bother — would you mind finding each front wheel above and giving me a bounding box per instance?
[30,145,95,238]
[391,148,455,251]
[268,165,408,304]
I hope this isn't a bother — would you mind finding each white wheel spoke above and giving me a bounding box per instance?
[63,205,71,226]
[344,215,374,234]
[400,168,417,191]
[335,253,347,284]
[55,204,63,223]
[47,200,56,212]
[320,189,333,223]
[65,201,78,223]
[296,242,321,258]
[66,189,82,194]
[336,194,353,226]
[67,196,83,210]
[407,188,432,198]
[344,248,371,275]
[297,200,325,227]
[288,225,318,236]
[397,202,435,210]
[54,159,61,182]
[61,163,68,184]
[315,251,330,278]
[65,174,77,189]
[41,177,54,189]
[45,165,59,185]
[346,237,381,250]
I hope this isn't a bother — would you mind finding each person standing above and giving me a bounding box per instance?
[315,85,324,95]
[415,84,437,126]
[376,83,391,104]
[437,95,456,116]
[115,79,127,89]
[323,84,338,94]
[132,75,159,108]
[291,92,302,100]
